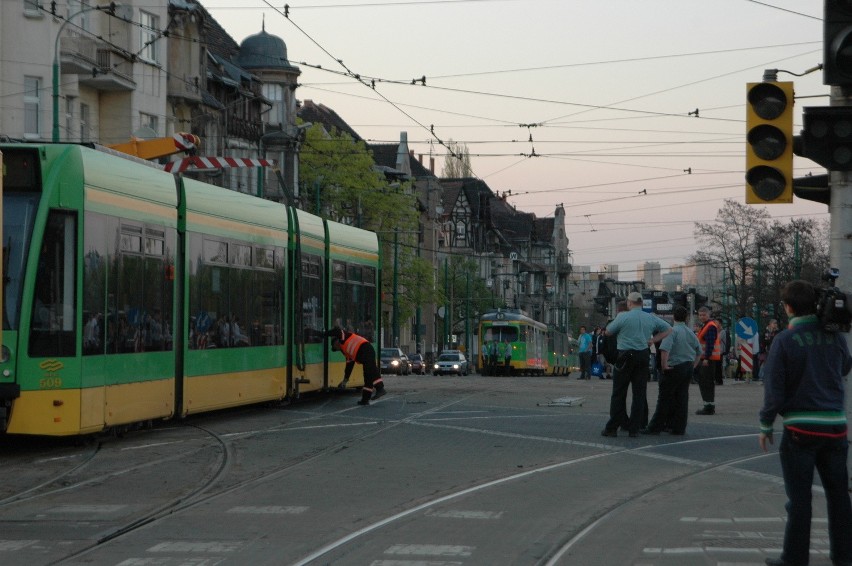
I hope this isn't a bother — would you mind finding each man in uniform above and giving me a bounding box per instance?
[601,291,671,438]
[327,327,385,406]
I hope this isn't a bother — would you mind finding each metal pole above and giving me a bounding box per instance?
[444,258,449,350]
[827,85,852,480]
[392,230,399,347]
[465,270,470,357]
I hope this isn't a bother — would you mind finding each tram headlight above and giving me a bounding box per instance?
[0,345,9,363]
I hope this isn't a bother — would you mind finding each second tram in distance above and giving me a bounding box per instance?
[478,309,574,376]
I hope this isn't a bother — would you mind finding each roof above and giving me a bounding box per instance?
[297,100,362,141]
[237,28,299,72]
[369,144,436,179]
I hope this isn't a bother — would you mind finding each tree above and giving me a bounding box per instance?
[692,199,829,323]
[441,140,473,178]
[298,122,442,345]
[437,255,493,349]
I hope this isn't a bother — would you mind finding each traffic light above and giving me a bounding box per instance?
[745,81,794,204]
[824,0,852,86]
[801,106,852,171]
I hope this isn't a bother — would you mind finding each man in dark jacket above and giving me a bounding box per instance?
[759,280,852,566]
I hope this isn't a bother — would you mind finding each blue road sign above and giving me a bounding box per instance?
[736,317,758,340]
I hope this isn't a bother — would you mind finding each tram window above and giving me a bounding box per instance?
[188,233,281,349]
[333,261,345,281]
[255,247,274,270]
[229,243,251,266]
[29,210,77,358]
[120,233,142,253]
[203,239,227,264]
[1,149,41,191]
[145,237,164,256]
[3,192,39,330]
[82,212,107,355]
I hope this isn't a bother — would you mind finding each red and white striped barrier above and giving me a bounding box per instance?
[740,339,753,375]
[163,156,275,173]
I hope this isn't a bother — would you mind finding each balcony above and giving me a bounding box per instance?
[227,116,263,142]
[60,36,135,91]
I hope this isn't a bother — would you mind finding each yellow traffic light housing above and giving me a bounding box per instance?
[745,81,794,204]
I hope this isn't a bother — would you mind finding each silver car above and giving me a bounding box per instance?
[432,351,469,376]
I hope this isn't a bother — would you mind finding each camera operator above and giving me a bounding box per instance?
[759,279,852,566]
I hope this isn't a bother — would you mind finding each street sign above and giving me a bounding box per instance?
[736,317,758,340]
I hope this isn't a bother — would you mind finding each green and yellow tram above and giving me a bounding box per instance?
[0,143,380,436]
[479,309,549,376]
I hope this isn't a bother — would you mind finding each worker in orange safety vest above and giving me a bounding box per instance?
[695,306,722,415]
[326,327,385,405]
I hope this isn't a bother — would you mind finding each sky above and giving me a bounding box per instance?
[200,0,829,278]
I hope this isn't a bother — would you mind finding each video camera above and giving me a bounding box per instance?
[816,268,852,333]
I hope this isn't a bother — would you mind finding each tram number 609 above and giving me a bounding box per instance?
[39,377,63,389]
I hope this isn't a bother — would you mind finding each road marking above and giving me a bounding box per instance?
[121,441,184,451]
[0,540,38,551]
[424,509,503,520]
[384,545,474,557]
[116,559,227,565]
[148,541,241,553]
[226,505,307,515]
[47,505,126,514]
[370,561,463,566]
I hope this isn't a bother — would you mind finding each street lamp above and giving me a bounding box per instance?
[52,3,128,142]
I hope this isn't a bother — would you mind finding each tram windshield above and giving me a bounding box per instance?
[483,326,519,343]
[3,193,39,331]
[3,148,41,331]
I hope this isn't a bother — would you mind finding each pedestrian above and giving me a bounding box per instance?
[482,340,493,375]
[503,338,513,375]
[758,318,779,381]
[326,327,385,406]
[577,326,592,380]
[642,305,701,436]
[759,280,852,566]
[695,306,722,415]
[601,291,671,438]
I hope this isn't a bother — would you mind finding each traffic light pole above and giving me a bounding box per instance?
[829,86,852,484]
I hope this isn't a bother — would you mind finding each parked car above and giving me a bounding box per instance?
[380,348,411,375]
[432,351,469,376]
[408,353,427,375]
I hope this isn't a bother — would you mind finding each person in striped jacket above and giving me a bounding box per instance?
[759,280,852,566]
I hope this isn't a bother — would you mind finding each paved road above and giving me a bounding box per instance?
[0,373,842,565]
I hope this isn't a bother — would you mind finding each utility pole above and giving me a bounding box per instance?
[827,87,852,482]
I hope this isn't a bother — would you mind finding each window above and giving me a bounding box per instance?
[262,83,284,124]
[105,222,174,354]
[23,76,41,137]
[80,103,90,142]
[23,0,40,16]
[29,211,77,357]
[68,1,91,32]
[139,11,159,63]
[188,233,283,349]
[140,112,159,136]
[65,98,75,141]
[331,260,376,341]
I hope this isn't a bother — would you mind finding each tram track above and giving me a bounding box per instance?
[286,428,769,565]
[46,390,480,565]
